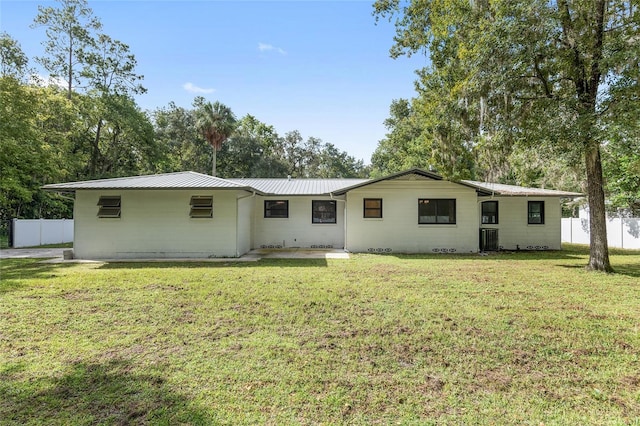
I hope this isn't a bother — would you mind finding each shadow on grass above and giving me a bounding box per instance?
[613,263,640,278]
[96,258,330,270]
[559,263,640,278]
[0,359,211,424]
[0,259,76,292]
[380,250,586,261]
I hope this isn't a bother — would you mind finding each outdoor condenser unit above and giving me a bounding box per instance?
[480,228,499,251]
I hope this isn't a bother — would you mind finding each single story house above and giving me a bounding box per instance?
[43,169,581,259]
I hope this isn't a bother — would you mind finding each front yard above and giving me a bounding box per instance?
[1,245,639,424]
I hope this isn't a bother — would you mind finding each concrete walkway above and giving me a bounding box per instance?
[0,248,66,259]
[246,248,350,259]
[1,248,349,262]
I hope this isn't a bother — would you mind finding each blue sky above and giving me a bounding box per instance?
[1,0,428,163]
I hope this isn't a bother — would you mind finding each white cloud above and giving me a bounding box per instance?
[183,82,216,94]
[258,42,286,55]
[29,74,67,89]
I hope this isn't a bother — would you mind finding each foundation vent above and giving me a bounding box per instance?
[432,248,457,253]
[367,248,392,253]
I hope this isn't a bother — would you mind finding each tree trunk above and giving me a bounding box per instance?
[585,143,613,272]
[67,36,73,100]
[212,147,217,177]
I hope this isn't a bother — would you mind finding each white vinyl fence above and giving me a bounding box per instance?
[562,217,640,250]
[12,219,74,248]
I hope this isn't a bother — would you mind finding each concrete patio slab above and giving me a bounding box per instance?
[2,248,350,263]
[247,248,350,259]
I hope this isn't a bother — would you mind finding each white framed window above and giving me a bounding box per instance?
[528,201,544,224]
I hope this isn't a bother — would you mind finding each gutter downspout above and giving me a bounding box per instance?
[236,191,256,257]
[330,192,347,251]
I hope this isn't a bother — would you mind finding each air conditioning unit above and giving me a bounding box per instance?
[480,228,499,251]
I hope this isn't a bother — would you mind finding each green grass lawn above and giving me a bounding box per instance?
[1,245,639,425]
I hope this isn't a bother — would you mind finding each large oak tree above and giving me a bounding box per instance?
[374,0,639,272]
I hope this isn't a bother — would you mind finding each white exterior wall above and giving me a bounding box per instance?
[252,196,345,248]
[236,195,254,255]
[479,196,562,250]
[345,180,479,253]
[74,189,243,259]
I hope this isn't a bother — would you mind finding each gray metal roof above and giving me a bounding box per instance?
[227,178,369,195]
[462,180,582,197]
[332,168,467,195]
[42,171,257,192]
[42,169,581,198]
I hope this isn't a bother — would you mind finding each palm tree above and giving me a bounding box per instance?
[194,99,237,176]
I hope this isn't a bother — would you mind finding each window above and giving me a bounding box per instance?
[528,201,545,224]
[97,196,121,218]
[481,201,498,224]
[363,198,382,218]
[312,200,336,224]
[190,196,213,218]
[418,199,456,224]
[264,200,289,218]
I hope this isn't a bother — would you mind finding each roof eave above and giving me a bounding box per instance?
[42,185,263,194]
[333,168,442,195]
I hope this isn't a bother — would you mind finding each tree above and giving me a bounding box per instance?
[153,102,211,174]
[0,32,29,79]
[374,0,640,272]
[371,98,434,176]
[193,98,237,177]
[80,33,146,177]
[32,0,101,99]
[216,115,289,178]
[78,93,156,178]
[0,77,77,220]
[602,124,640,216]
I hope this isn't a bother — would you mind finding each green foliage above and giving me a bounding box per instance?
[217,114,288,178]
[3,0,371,223]
[371,99,432,177]
[0,32,29,79]
[31,0,102,98]
[152,102,211,174]
[373,0,640,270]
[1,246,639,423]
[0,77,75,219]
[603,123,640,215]
[158,107,370,179]
[193,97,237,177]
[80,93,157,179]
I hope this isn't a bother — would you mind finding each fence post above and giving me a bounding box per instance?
[570,218,573,243]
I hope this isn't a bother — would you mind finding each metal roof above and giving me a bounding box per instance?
[462,180,582,197]
[42,170,582,198]
[332,168,464,195]
[227,178,369,195]
[42,171,257,192]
